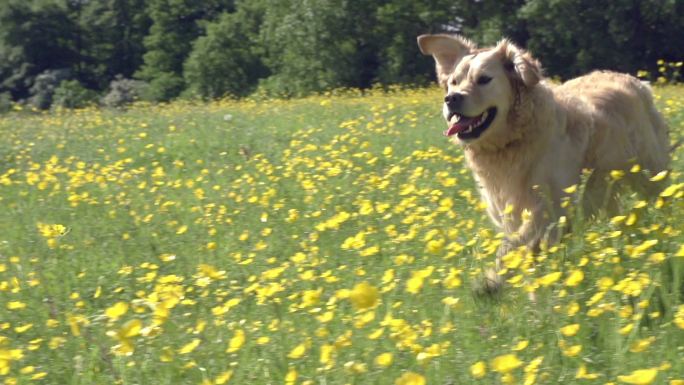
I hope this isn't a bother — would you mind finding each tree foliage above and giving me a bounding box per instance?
[78,0,150,89]
[256,0,364,96]
[135,0,234,101]
[0,0,682,107]
[520,0,684,79]
[0,1,79,100]
[183,4,267,98]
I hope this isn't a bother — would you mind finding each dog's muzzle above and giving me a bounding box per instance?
[444,107,497,139]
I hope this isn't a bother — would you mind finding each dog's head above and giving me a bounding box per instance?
[418,34,542,146]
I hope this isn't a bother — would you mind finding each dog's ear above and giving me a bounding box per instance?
[497,39,542,87]
[417,34,475,87]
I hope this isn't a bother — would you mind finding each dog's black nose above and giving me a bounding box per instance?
[444,92,465,109]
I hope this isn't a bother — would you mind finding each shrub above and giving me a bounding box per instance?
[143,72,184,102]
[52,80,97,109]
[0,92,11,113]
[101,75,149,108]
[27,69,71,110]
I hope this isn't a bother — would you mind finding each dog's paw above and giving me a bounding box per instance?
[472,267,504,297]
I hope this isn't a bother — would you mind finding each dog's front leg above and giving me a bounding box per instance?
[495,203,554,262]
[480,205,552,298]
[480,205,546,295]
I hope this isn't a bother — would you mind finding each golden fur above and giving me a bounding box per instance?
[418,34,670,257]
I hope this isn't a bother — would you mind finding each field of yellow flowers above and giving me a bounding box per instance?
[0,86,683,385]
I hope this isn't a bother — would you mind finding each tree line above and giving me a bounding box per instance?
[0,0,682,110]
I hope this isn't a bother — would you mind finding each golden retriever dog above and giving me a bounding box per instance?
[417,34,670,277]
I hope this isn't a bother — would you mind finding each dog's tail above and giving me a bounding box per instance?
[671,138,684,153]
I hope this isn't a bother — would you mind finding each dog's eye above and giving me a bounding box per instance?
[477,75,492,85]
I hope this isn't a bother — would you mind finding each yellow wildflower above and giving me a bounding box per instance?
[562,344,582,357]
[107,319,142,356]
[395,372,426,385]
[491,354,523,373]
[629,337,655,353]
[576,364,600,379]
[375,352,393,367]
[349,282,379,310]
[537,272,562,287]
[564,270,584,287]
[287,339,310,360]
[512,340,529,351]
[560,324,580,337]
[226,330,245,353]
[214,370,233,384]
[178,339,201,354]
[617,368,659,384]
[470,361,486,379]
[105,302,129,321]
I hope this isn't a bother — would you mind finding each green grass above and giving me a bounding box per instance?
[0,86,683,385]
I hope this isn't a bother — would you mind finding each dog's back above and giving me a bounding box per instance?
[556,71,670,173]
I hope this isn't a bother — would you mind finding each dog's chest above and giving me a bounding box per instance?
[465,149,536,223]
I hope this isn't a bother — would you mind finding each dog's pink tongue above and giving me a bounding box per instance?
[444,116,476,137]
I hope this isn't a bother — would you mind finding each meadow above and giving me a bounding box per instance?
[0,85,683,385]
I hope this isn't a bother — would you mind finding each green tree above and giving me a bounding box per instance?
[258,0,372,96]
[374,0,465,85]
[0,0,149,102]
[136,0,234,101]
[78,0,150,90]
[1,0,681,102]
[520,0,684,79]
[0,1,80,100]
[183,3,268,98]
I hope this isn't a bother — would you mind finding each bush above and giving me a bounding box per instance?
[0,92,11,113]
[143,72,185,102]
[101,75,149,108]
[52,80,97,109]
[27,69,71,110]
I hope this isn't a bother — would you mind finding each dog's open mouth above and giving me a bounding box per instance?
[444,107,497,139]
